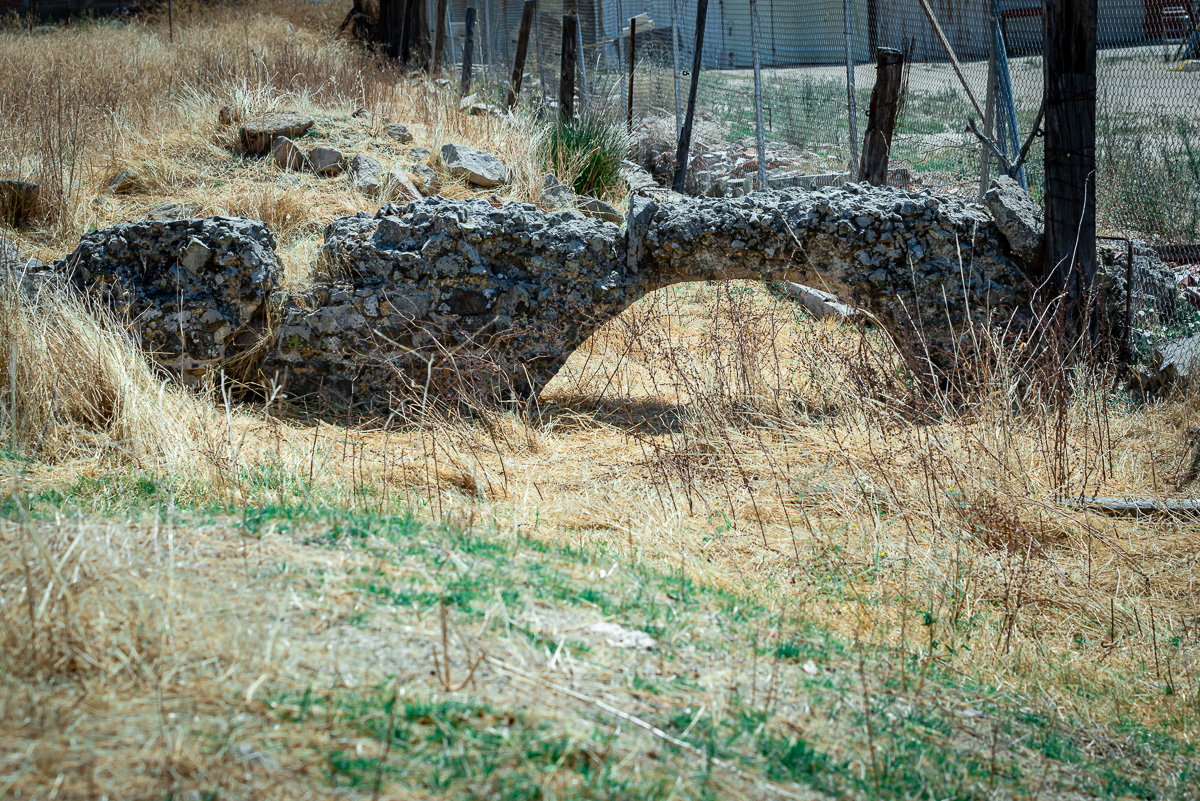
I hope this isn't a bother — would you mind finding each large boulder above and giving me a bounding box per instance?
[53,218,283,382]
[440,144,508,188]
[238,112,315,156]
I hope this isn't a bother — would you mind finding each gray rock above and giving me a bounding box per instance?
[0,179,38,228]
[777,282,859,320]
[383,169,422,203]
[271,136,306,171]
[0,237,38,274]
[147,201,202,220]
[540,173,575,207]
[408,146,432,163]
[625,195,657,272]
[238,112,315,156]
[983,176,1044,267]
[1153,332,1200,387]
[308,146,345,176]
[409,163,440,196]
[52,217,283,383]
[0,236,22,268]
[350,154,385,195]
[386,123,414,143]
[104,167,143,195]
[578,196,622,224]
[440,143,508,188]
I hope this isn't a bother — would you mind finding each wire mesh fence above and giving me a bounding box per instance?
[439,0,1198,248]
[431,0,1199,371]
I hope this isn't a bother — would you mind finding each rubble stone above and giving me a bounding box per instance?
[238,112,315,156]
[409,163,440,196]
[53,217,283,382]
[386,123,414,143]
[983,176,1044,266]
[440,143,508,188]
[350,154,385,195]
[308,146,346,176]
[271,136,306,171]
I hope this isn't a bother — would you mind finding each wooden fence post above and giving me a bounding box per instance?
[673,0,709,193]
[432,0,449,73]
[560,14,578,120]
[1043,0,1098,325]
[857,48,904,187]
[508,1,536,109]
[461,6,477,94]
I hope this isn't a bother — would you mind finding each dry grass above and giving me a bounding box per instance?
[1,3,1199,798]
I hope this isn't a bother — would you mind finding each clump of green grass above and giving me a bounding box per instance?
[539,115,629,200]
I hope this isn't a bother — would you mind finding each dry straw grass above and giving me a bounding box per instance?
[2,2,1199,796]
[0,271,219,472]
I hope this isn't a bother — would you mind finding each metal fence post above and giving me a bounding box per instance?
[843,0,859,175]
[750,0,767,191]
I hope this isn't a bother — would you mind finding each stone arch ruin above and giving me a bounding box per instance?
[44,182,1156,413]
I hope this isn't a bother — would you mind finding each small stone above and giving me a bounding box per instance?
[239,112,315,156]
[0,236,26,271]
[104,167,143,196]
[540,173,575,207]
[386,123,414,143]
[578,196,622,224]
[350,154,385,195]
[802,659,821,676]
[147,201,201,220]
[586,622,656,651]
[180,238,214,274]
[408,146,432,162]
[308,145,345,176]
[410,163,440,196]
[271,137,306,171]
[0,179,39,228]
[440,143,508,188]
[384,168,422,203]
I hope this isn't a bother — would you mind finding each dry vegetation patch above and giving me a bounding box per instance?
[2,3,1199,798]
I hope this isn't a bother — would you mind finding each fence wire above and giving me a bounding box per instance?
[442,0,1199,248]
[437,0,1199,367]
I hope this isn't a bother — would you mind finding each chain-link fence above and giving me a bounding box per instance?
[441,0,1198,248]
[434,0,1199,371]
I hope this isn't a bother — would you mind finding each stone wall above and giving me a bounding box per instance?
[45,184,1173,413]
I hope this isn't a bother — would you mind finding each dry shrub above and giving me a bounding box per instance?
[0,271,216,472]
[0,520,169,684]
